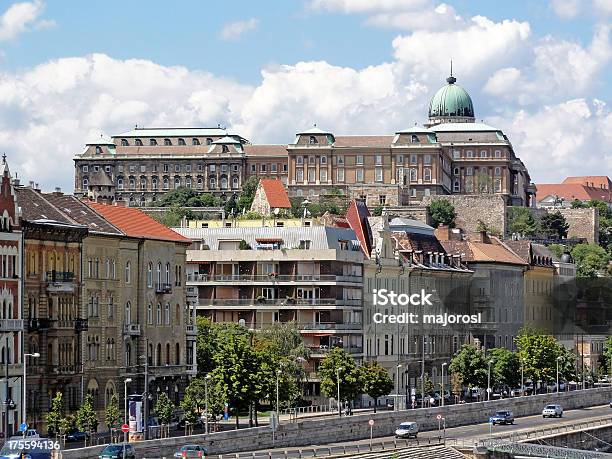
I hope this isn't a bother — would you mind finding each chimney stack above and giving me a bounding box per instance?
[435,224,451,241]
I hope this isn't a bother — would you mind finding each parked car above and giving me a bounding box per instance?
[542,404,563,418]
[177,418,204,430]
[66,430,90,442]
[173,445,207,457]
[490,410,514,425]
[394,422,419,439]
[99,443,136,459]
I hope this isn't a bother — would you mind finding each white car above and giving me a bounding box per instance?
[542,404,563,418]
[394,422,419,439]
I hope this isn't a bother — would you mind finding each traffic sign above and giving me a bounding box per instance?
[488,417,494,424]
[121,423,130,433]
[368,419,374,426]
[436,414,442,420]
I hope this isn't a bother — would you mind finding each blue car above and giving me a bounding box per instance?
[490,410,515,425]
[0,439,54,459]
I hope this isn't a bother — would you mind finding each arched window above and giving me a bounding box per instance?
[185,177,192,188]
[157,262,162,285]
[147,262,153,288]
[125,342,131,366]
[140,176,147,190]
[125,261,131,284]
[125,302,131,324]
[121,139,128,146]
[309,136,317,145]
[135,139,143,146]
[129,177,135,189]
[156,343,162,366]
[178,138,186,146]
[209,177,216,189]
[222,145,229,153]
[163,177,169,190]
[175,304,181,323]
[164,138,172,146]
[206,138,213,145]
[220,177,228,189]
[232,176,239,189]
[411,134,419,143]
[192,138,200,145]
[149,139,157,146]
[175,343,180,365]
[196,177,203,189]
[95,146,103,154]
[164,303,170,325]
[83,178,89,188]
[152,177,158,190]
[166,343,171,365]
[174,177,181,188]
[147,304,152,324]
[156,303,162,324]
[165,263,171,284]
[148,343,153,366]
[117,177,123,190]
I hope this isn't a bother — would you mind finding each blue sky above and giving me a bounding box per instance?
[0,0,610,190]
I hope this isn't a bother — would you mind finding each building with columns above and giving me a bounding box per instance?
[74,73,535,209]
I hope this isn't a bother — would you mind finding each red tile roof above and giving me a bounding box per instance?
[259,179,291,208]
[334,135,394,147]
[345,200,372,257]
[536,183,612,203]
[87,203,191,243]
[440,238,526,265]
[563,176,612,189]
[243,145,288,156]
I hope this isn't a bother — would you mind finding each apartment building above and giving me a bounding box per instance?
[176,225,364,397]
[74,73,535,209]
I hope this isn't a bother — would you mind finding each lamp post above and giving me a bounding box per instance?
[441,363,447,408]
[556,356,562,394]
[336,367,343,417]
[276,369,282,423]
[123,378,132,449]
[487,360,494,402]
[396,364,402,411]
[204,374,211,434]
[23,352,40,427]
[520,358,524,397]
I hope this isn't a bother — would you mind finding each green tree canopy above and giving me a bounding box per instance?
[319,347,363,403]
[427,199,457,228]
[516,328,568,383]
[104,393,122,431]
[571,243,610,278]
[449,344,487,389]
[153,393,175,425]
[196,317,251,375]
[540,211,569,239]
[360,362,393,412]
[179,377,224,425]
[45,392,65,436]
[76,394,99,433]
[508,207,539,236]
[489,348,520,389]
[236,176,260,212]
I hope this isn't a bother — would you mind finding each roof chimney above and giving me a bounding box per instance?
[434,224,451,241]
[54,187,62,194]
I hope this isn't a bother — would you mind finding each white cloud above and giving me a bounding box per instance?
[593,0,612,14]
[366,4,462,30]
[219,18,259,41]
[550,0,581,18]
[308,0,430,13]
[0,0,48,41]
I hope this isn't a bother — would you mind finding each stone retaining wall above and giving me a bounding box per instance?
[60,387,612,458]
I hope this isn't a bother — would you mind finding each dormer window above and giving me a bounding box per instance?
[178,138,186,146]
[149,139,157,146]
[309,136,318,145]
[411,134,419,143]
[222,145,229,153]
[206,138,213,145]
[192,138,200,145]
[135,139,143,146]
[121,139,128,146]
[164,138,171,146]
[95,146,102,154]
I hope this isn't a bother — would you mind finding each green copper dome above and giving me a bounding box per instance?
[428,75,474,119]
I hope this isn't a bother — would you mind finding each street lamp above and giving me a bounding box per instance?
[276,369,282,424]
[204,374,211,434]
[487,360,494,402]
[123,378,132,446]
[23,352,40,428]
[520,358,524,397]
[556,356,563,394]
[336,367,343,417]
[396,364,402,411]
[441,363,447,408]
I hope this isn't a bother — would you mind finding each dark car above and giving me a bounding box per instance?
[173,444,207,458]
[177,418,204,430]
[99,443,136,459]
[490,410,514,425]
[66,430,90,442]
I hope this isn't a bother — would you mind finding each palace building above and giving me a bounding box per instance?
[74,73,535,209]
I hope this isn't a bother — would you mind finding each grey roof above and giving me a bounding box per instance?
[389,217,435,235]
[297,126,332,135]
[173,226,361,251]
[395,126,433,134]
[212,136,243,144]
[115,127,230,138]
[429,122,500,132]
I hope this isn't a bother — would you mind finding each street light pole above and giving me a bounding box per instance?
[487,360,493,402]
[276,369,281,423]
[23,352,40,428]
[441,363,447,408]
[556,356,562,394]
[123,378,132,445]
[521,358,524,397]
[396,364,402,411]
[204,374,210,434]
[336,367,343,417]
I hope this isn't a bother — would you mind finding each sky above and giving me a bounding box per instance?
[0,0,611,191]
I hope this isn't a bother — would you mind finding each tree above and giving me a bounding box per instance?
[450,373,463,400]
[540,211,569,239]
[318,348,363,405]
[516,328,567,386]
[427,199,456,228]
[76,394,99,437]
[547,243,567,259]
[104,393,122,434]
[571,243,610,278]
[153,393,174,437]
[508,207,539,236]
[360,362,393,412]
[371,205,383,217]
[449,344,487,389]
[489,348,520,389]
[224,193,238,215]
[45,392,65,437]
[599,336,612,377]
[196,317,251,375]
[476,171,493,193]
[236,176,259,211]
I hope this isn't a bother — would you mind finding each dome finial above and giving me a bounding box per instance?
[446,60,456,84]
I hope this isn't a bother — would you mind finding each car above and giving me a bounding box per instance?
[99,443,136,459]
[490,410,514,425]
[542,404,563,418]
[66,430,90,442]
[177,418,204,430]
[0,438,53,459]
[609,400,612,408]
[394,422,419,439]
[173,445,207,458]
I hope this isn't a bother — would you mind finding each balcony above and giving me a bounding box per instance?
[123,323,141,336]
[197,298,362,309]
[155,283,172,294]
[46,271,76,293]
[308,345,363,357]
[27,318,51,332]
[148,364,184,377]
[0,319,23,332]
[300,322,362,331]
[186,274,362,284]
[50,364,78,375]
[75,318,88,332]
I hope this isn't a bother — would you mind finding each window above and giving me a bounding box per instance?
[197,164,203,172]
[424,154,431,165]
[283,164,288,172]
[197,177,203,189]
[174,177,180,188]
[397,155,404,164]
[128,177,135,190]
[135,139,143,146]
[453,180,460,192]
[95,146,102,154]
[165,263,171,285]
[125,261,131,284]
[156,304,162,325]
[149,139,157,146]
[320,169,327,182]
[164,303,170,325]
[424,168,431,181]
[221,176,228,189]
[232,164,239,172]
[296,156,303,165]
[185,165,192,172]
[424,188,431,196]
[409,168,417,182]
[147,304,153,324]
[481,150,488,158]
[320,156,327,164]
[232,176,239,188]
[147,263,153,288]
[108,297,113,319]
[375,168,383,182]
[379,195,386,205]
[206,138,213,145]
[410,154,417,165]
[309,136,318,145]
[494,167,501,176]
[157,262,162,285]
[105,165,111,173]
[121,139,128,146]
[309,156,315,164]
[466,167,473,176]
[163,177,169,189]
[308,168,315,183]
[375,155,382,165]
[495,150,501,158]
[494,178,502,192]
[356,169,364,182]
[250,164,256,173]
[209,177,216,189]
[260,164,267,172]
[186,177,192,188]
[221,164,228,173]
[411,134,419,143]
[296,169,304,183]
[337,169,345,182]
[152,177,158,190]
[209,164,216,173]
[93,165,100,172]
[356,155,364,165]
[452,150,460,159]
[83,178,89,188]
[178,138,186,145]
[192,138,200,145]
[140,177,147,190]
[164,138,171,146]
[163,164,169,172]
[271,163,277,173]
[175,164,180,172]
[337,156,344,166]
[453,167,459,175]
[83,165,89,173]
[129,165,135,173]
[466,150,473,158]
